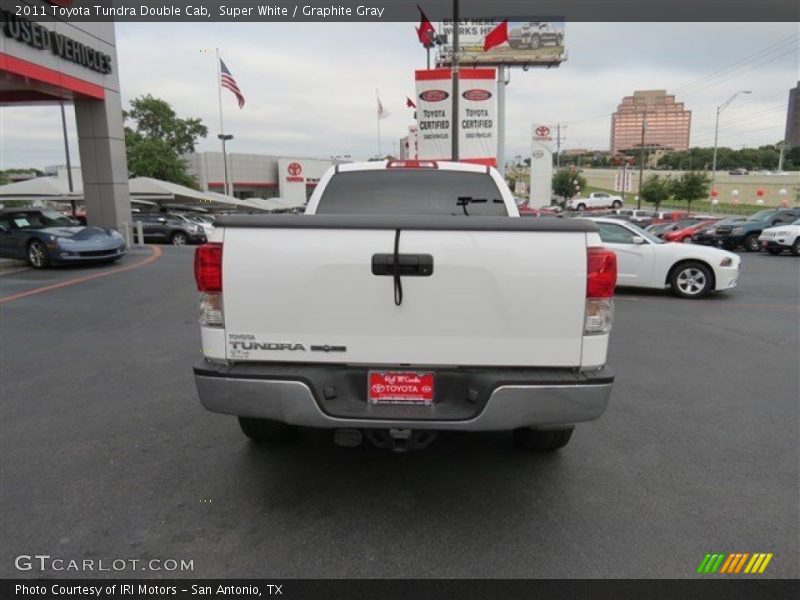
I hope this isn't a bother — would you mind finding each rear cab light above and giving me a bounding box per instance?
[195,243,224,328]
[386,160,438,169]
[585,247,617,336]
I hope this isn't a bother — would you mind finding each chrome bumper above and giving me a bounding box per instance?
[194,366,613,431]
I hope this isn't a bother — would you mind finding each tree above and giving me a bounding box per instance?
[668,171,709,213]
[552,168,586,200]
[123,95,208,187]
[639,174,671,211]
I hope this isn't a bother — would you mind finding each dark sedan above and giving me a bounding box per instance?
[0,208,126,268]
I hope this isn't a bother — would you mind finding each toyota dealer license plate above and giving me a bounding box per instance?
[368,371,435,405]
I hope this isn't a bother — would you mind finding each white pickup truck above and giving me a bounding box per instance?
[567,192,624,211]
[193,160,616,452]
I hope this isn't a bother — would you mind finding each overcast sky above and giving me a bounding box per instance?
[1,22,798,169]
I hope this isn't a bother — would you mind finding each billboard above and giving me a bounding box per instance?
[529,124,554,207]
[437,20,566,68]
[415,68,497,165]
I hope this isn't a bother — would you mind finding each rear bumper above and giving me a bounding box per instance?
[194,361,614,431]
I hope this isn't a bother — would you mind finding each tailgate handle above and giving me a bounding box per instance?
[371,254,434,277]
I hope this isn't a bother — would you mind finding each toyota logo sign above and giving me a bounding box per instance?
[287,162,302,176]
[419,90,449,102]
[462,89,492,101]
[535,126,551,137]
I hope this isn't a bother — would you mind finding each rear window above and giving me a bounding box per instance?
[315,170,508,216]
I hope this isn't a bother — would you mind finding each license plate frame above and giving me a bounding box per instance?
[367,370,435,406]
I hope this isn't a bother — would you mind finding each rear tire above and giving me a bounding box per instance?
[513,426,573,451]
[576,203,586,211]
[170,231,188,246]
[612,200,622,209]
[238,417,298,444]
[27,239,50,269]
[744,233,760,252]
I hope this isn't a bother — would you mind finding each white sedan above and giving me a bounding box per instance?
[589,217,740,299]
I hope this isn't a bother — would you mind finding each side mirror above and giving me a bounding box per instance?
[631,236,646,245]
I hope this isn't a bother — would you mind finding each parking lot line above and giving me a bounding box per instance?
[0,245,163,305]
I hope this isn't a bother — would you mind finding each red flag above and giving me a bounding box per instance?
[416,5,435,48]
[483,19,509,51]
[406,96,417,109]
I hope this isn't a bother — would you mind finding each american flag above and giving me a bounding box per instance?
[220,59,245,109]
[377,96,389,119]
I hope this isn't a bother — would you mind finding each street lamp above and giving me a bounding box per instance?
[217,134,234,196]
[710,90,751,198]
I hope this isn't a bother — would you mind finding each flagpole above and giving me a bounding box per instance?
[215,48,232,197]
[216,48,224,138]
[376,88,382,159]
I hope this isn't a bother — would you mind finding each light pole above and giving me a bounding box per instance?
[636,112,648,210]
[710,90,751,197]
[217,134,234,196]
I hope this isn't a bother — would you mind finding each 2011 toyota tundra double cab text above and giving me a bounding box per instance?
[193,160,617,452]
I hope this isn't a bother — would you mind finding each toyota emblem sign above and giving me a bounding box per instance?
[286,162,304,183]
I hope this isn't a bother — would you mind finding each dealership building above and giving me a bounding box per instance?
[0,11,130,230]
[184,152,338,205]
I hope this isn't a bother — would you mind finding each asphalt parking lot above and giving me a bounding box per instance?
[0,247,797,579]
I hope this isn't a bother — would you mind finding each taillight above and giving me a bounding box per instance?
[585,247,616,336]
[586,247,616,298]
[195,243,222,292]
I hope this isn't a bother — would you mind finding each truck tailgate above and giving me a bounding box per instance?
[219,216,592,368]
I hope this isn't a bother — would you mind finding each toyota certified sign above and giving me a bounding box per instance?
[419,89,449,102]
[462,89,492,101]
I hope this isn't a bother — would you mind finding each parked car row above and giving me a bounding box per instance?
[709,209,800,252]
[628,208,800,255]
